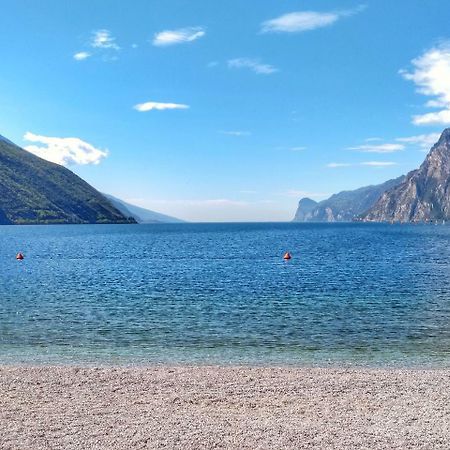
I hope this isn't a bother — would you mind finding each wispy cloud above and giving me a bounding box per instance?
[23,132,108,166]
[285,190,329,199]
[348,143,405,153]
[220,130,251,136]
[91,29,120,50]
[327,161,397,168]
[275,146,307,151]
[261,5,366,33]
[134,101,189,112]
[327,162,352,168]
[396,133,441,150]
[228,58,278,75]
[353,132,440,155]
[74,29,120,62]
[73,51,91,61]
[401,43,450,126]
[153,27,205,47]
[360,161,397,167]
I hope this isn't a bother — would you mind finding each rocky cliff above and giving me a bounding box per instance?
[362,129,450,222]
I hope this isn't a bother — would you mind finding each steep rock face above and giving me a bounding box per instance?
[362,129,450,222]
[0,134,136,224]
[293,176,405,222]
[293,198,318,222]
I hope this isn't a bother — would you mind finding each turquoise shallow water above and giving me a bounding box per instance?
[1,222,450,367]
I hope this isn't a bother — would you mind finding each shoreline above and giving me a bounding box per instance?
[1,365,449,449]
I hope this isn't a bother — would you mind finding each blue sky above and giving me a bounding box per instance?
[1,0,450,221]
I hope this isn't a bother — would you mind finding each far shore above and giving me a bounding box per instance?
[1,365,449,449]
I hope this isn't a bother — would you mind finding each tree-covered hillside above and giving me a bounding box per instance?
[0,135,135,224]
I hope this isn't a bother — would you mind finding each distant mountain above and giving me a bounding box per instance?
[293,198,318,222]
[105,194,184,224]
[293,176,405,222]
[362,129,450,222]
[0,134,135,224]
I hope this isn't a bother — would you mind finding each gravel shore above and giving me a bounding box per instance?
[0,366,449,449]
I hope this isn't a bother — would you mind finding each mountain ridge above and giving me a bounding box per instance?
[293,176,405,222]
[362,128,450,222]
[0,134,135,225]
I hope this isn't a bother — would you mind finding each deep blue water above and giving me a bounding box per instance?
[1,222,450,367]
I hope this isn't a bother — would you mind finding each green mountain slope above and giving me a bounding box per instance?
[0,135,135,224]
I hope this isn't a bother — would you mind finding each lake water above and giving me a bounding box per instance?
[1,222,450,367]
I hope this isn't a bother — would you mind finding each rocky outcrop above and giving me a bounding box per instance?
[293,198,318,222]
[362,129,450,222]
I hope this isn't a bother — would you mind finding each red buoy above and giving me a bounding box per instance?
[16,252,24,260]
[283,252,292,260]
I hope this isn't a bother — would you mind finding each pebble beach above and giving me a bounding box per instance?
[1,366,449,449]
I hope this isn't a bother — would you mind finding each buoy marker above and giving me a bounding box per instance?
[16,252,24,260]
[283,252,292,260]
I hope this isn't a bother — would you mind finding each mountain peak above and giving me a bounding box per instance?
[362,128,450,222]
[436,128,450,146]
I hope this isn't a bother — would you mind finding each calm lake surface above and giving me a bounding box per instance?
[1,222,450,367]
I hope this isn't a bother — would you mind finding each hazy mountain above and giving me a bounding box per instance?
[293,198,318,222]
[105,194,184,224]
[362,129,450,222]
[0,134,135,224]
[293,176,405,222]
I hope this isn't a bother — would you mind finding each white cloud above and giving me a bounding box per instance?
[261,5,366,33]
[360,161,397,167]
[396,132,441,150]
[348,143,405,153]
[220,130,251,136]
[327,162,352,168]
[275,146,307,151]
[73,51,91,61]
[91,29,120,50]
[153,27,205,47]
[228,58,278,75]
[401,43,450,126]
[327,161,397,168]
[74,29,120,61]
[23,132,108,166]
[285,190,329,199]
[134,101,189,112]
[413,110,450,126]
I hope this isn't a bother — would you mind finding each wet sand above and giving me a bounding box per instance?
[0,366,449,449]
